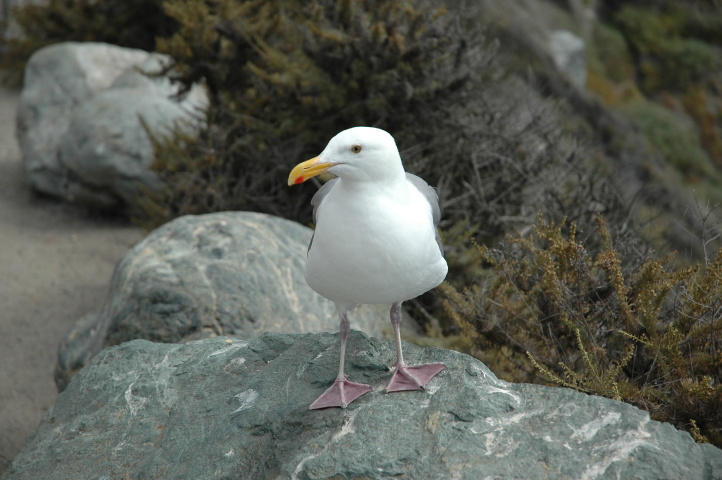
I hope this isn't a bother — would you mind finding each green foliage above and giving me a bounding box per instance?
[682,87,722,170]
[1,0,177,82]
[677,9,722,44]
[442,212,722,446]
[590,2,722,208]
[622,100,715,182]
[613,5,718,92]
[587,23,635,84]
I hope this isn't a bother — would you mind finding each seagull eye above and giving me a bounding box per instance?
[350,145,363,154]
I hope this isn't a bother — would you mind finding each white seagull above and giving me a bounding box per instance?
[288,126,448,409]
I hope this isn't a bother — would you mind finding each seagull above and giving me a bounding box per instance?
[288,127,448,410]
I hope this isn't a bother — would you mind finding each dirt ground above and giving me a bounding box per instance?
[0,86,144,472]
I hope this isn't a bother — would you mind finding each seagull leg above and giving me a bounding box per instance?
[386,302,446,393]
[310,309,371,410]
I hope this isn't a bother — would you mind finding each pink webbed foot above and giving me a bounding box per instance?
[309,377,372,410]
[386,363,446,393]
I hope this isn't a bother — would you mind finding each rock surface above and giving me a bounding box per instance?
[5,332,722,480]
[55,211,391,390]
[16,42,207,213]
[549,29,587,89]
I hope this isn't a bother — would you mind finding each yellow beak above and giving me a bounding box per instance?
[288,156,336,186]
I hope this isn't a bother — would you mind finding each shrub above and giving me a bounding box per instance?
[682,87,722,171]
[622,100,715,182]
[442,212,722,446]
[613,5,718,92]
[588,23,636,85]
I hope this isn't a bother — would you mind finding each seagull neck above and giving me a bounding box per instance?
[338,169,407,197]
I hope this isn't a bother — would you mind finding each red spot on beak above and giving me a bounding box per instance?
[294,176,305,185]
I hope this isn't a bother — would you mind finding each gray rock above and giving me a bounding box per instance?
[6,332,722,480]
[55,212,391,390]
[549,29,587,89]
[16,42,207,212]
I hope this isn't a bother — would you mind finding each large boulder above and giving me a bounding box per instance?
[5,332,722,479]
[55,212,392,390]
[16,42,207,213]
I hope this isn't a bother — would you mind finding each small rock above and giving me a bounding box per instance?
[6,332,722,479]
[549,29,587,89]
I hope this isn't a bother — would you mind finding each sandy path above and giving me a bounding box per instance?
[0,86,144,472]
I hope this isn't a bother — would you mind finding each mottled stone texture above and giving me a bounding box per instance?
[55,212,390,390]
[5,332,722,480]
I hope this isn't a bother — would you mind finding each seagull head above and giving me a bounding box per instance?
[288,127,404,186]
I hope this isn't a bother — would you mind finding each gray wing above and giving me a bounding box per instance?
[308,178,339,254]
[406,172,444,254]
[311,177,338,224]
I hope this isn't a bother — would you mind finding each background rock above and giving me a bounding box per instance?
[549,29,587,89]
[16,42,207,213]
[5,332,722,479]
[55,211,392,391]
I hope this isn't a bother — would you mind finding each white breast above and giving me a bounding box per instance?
[305,178,448,305]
